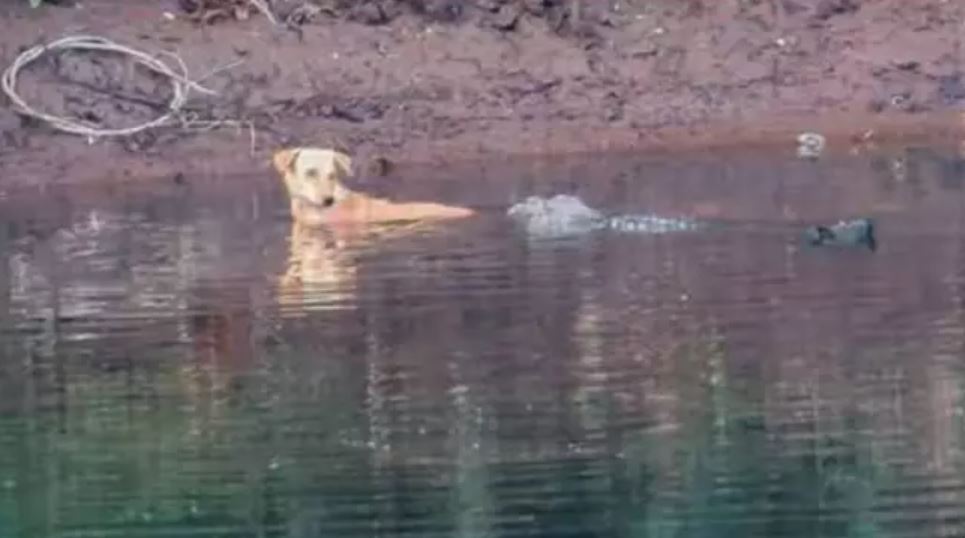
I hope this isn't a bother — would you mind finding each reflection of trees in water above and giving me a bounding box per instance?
[0,207,297,536]
[6,154,965,536]
[643,222,965,536]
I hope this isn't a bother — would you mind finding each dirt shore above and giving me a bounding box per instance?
[1,0,964,186]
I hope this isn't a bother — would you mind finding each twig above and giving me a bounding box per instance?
[1,35,229,140]
[50,72,170,110]
[195,58,247,85]
[248,0,279,26]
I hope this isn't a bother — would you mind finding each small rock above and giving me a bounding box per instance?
[796,132,826,159]
[890,91,911,108]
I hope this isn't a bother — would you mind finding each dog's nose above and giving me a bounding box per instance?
[322,196,335,207]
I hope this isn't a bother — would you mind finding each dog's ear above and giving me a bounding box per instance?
[332,152,354,178]
[272,148,301,175]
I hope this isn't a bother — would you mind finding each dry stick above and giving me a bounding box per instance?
[2,35,208,138]
[248,0,279,25]
[1,35,255,152]
[50,73,170,111]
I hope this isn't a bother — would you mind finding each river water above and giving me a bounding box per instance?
[1,147,965,537]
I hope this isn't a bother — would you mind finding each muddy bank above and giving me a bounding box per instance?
[0,0,964,186]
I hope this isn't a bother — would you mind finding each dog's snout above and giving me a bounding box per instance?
[322,196,336,207]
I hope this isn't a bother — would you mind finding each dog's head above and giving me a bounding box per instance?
[272,147,354,208]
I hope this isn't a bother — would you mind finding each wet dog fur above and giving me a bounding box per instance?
[272,147,475,227]
[272,147,474,310]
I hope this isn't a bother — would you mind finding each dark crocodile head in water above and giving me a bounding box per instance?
[805,218,877,251]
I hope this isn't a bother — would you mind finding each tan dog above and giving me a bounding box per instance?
[273,147,474,312]
[272,147,475,227]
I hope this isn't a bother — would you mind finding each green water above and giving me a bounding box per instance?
[1,148,965,537]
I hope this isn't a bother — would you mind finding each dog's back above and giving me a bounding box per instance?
[273,147,475,226]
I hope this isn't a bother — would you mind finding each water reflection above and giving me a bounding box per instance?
[277,222,362,314]
[1,148,965,537]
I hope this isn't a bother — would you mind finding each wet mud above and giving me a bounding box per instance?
[0,0,964,186]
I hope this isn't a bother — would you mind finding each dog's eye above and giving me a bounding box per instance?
[305,168,319,180]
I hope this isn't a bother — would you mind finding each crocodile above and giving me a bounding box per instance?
[507,194,877,251]
[506,195,701,238]
[804,218,877,251]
